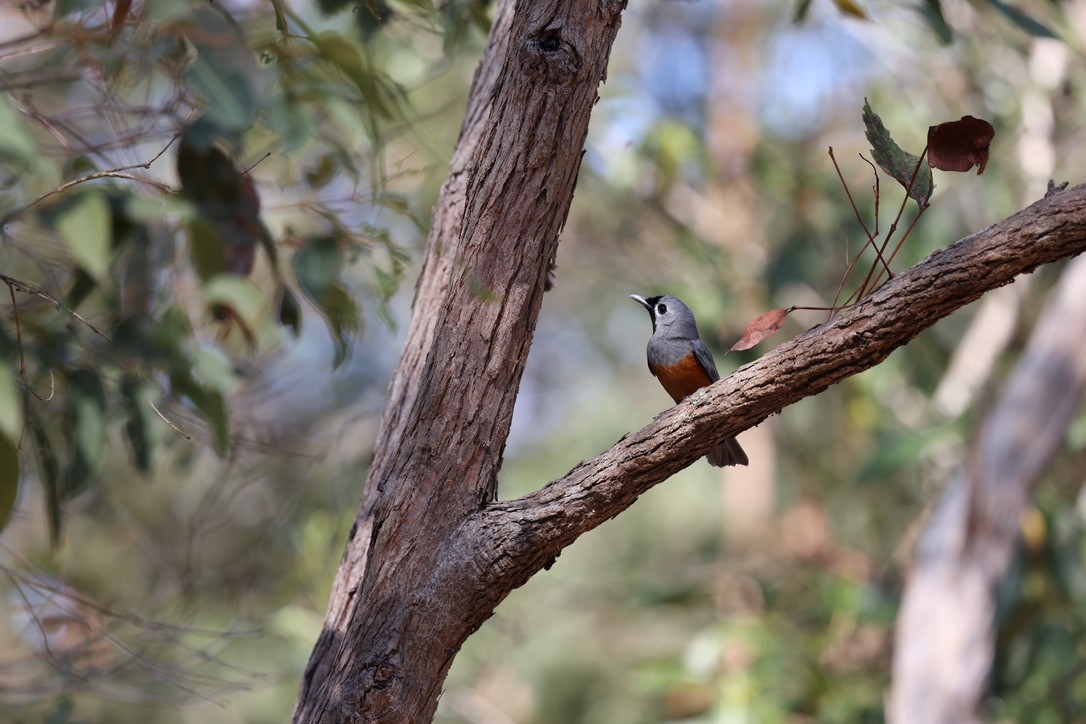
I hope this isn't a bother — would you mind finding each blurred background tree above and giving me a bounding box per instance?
[0,0,1082,721]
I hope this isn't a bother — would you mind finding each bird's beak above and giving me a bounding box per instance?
[629,294,651,311]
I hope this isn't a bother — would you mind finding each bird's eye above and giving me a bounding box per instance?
[656,303,668,315]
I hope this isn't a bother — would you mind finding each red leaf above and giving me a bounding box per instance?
[927,115,995,174]
[730,308,792,352]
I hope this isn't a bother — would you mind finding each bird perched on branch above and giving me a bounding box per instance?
[631,294,748,467]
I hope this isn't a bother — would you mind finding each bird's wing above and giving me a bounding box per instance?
[691,339,720,383]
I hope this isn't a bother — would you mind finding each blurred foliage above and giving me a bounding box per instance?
[0,0,1083,721]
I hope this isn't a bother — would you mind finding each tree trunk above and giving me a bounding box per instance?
[292,0,629,720]
[290,0,1086,714]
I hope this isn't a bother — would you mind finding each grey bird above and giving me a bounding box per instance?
[630,294,749,467]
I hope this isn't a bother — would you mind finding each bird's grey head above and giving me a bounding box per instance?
[630,294,700,339]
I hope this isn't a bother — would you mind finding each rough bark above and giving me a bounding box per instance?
[293,0,628,720]
[290,0,1086,715]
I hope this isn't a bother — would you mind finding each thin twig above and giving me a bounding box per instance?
[0,273,112,342]
[0,134,180,226]
[149,400,192,441]
[851,145,930,302]
[242,151,272,175]
[827,148,893,317]
[4,278,56,402]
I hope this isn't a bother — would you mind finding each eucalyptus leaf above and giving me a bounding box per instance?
[0,357,23,441]
[57,192,112,281]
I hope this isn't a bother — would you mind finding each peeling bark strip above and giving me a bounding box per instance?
[290,0,1086,717]
[293,0,629,721]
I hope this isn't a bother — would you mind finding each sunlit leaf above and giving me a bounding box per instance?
[0,95,39,168]
[862,99,933,208]
[57,192,112,282]
[202,275,264,331]
[0,357,22,441]
[124,194,197,223]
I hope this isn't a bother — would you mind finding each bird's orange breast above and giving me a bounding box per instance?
[652,353,714,403]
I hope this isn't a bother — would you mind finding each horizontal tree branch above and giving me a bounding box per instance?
[468,183,1086,592]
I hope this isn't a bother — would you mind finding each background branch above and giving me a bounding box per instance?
[889,251,1086,724]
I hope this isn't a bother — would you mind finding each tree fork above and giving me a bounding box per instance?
[292,0,629,720]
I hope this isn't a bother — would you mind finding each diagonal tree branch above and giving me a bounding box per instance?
[469,185,1086,591]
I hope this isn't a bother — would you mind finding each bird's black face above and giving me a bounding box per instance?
[630,294,665,333]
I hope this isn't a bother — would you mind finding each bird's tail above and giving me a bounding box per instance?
[707,437,749,467]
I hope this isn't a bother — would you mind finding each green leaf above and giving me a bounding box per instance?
[0,94,39,168]
[987,0,1057,38]
[293,236,360,367]
[265,92,316,152]
[193,349,238,394]
[202,275,264,332]
[185,55,259,131]
[0,357,23,441]
[312,32,394,118]
[862,99,933,208]
[171,370,229,455]
[124,194,197,223]
[67,368,106,476]
[305,154,338,190]
[294,235,341,299]
[179,9,262,132]
[120,375,156,474]
[26,412,61,545]
[57,192,113,281]
[188,217,228,281]
[917,0,953,43]
[0,435,18,535]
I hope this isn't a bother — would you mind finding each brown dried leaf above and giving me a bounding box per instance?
[730,308,792,352]
[927,115,995,174]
